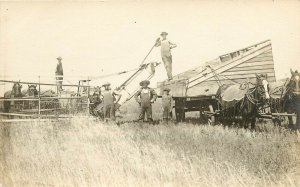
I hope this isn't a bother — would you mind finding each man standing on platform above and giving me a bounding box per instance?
[55,56,64,92]
[155,32,177,80]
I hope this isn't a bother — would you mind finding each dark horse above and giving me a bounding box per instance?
[284,69,300,129]
[24,84,39,109]
[3,82,23,112]
[216,74,270,129]
[89,86,103,117]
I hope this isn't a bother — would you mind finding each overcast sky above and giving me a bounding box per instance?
[1,0,300,94]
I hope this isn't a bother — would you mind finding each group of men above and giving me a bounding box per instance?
[134,80,172,122]
[90,79,172,123]
[55,31,176,122]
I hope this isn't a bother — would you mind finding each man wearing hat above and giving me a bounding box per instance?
[134,80,157,122]
[155,32,177,80]
[162,87,172,122]
[101,82,121,121]
[55,56,64,91]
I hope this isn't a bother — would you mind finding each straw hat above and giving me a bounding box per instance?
[139,80,150,86]
[163,87,170,92]
[160,32,168,36]
[102,82,111,86]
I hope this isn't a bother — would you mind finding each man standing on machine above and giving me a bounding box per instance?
[155,32,177,80]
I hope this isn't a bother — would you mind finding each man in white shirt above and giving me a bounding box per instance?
[155,32,177,80]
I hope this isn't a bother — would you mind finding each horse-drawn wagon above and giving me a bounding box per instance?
[157,40,277,126]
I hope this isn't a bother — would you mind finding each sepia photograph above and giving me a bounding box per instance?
[0,0,300,186]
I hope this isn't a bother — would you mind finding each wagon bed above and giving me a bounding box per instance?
[156,40,276,121]
[158,40,276,97]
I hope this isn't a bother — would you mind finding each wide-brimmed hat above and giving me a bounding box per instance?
[160,32,168,36]
[102,82,111,86]
[163,88,170,92]
[57,56,62,60]
[140,80,150,86]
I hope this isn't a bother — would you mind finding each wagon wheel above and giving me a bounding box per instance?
[272,118,282,127]
[271,108,285,127]
[175,107,185,122]
[207,118,213,126]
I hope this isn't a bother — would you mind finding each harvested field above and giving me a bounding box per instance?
[0,117,300,187]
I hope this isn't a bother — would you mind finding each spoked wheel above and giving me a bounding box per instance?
[272,118,282,127]
[207,119,213,126]
[175,108,185,122]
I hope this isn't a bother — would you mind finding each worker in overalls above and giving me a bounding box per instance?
[162,88,172,122]
[90,86,102,116]
[55,56,64,92]
[155,32,177,80]
[101,82,121,121]
[134,80,157,122]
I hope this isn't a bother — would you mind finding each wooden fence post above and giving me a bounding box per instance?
[87,77,90,116]
[38,76,41,118]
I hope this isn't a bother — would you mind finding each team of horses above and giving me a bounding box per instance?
[216,73,271,129]
[3,84,58,113]
[215,69,300,129]
[2,69,300,130]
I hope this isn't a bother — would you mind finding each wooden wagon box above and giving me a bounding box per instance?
[157,40,276,98]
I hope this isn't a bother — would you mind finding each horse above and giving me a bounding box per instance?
[282,69,300,129]
[216,74,270,129]
[88,86,104,118]
[3,82,23,112]
[23,84,39,109]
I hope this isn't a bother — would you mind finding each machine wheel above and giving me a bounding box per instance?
[207,119,213,126]
[272,118,282,127]
[175,107,185,122]
[174,98,186,122]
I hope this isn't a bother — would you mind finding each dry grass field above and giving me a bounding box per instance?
[0,116,300,187]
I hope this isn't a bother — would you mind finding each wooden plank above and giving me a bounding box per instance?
[212,72,275,80]
[207,75,276,82]
[0,112,37,117]
[0,97,83,101]
[0,119,67,123]
[0,116,93,123]
[236,60,274,68]
[257,51,273,57]
[218,40,271,58]
[22,108,65,113]
[221,69,275,76]
[157,80,187,97]
[0,79,90,87]
[227,64,274,72]
[260,113,296,117]
[0,112,73,118]
[188,43,272,88]
[261,49,272,54]
[246,55,273,63]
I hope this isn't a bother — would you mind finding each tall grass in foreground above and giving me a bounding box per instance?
[0,117,300,187]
